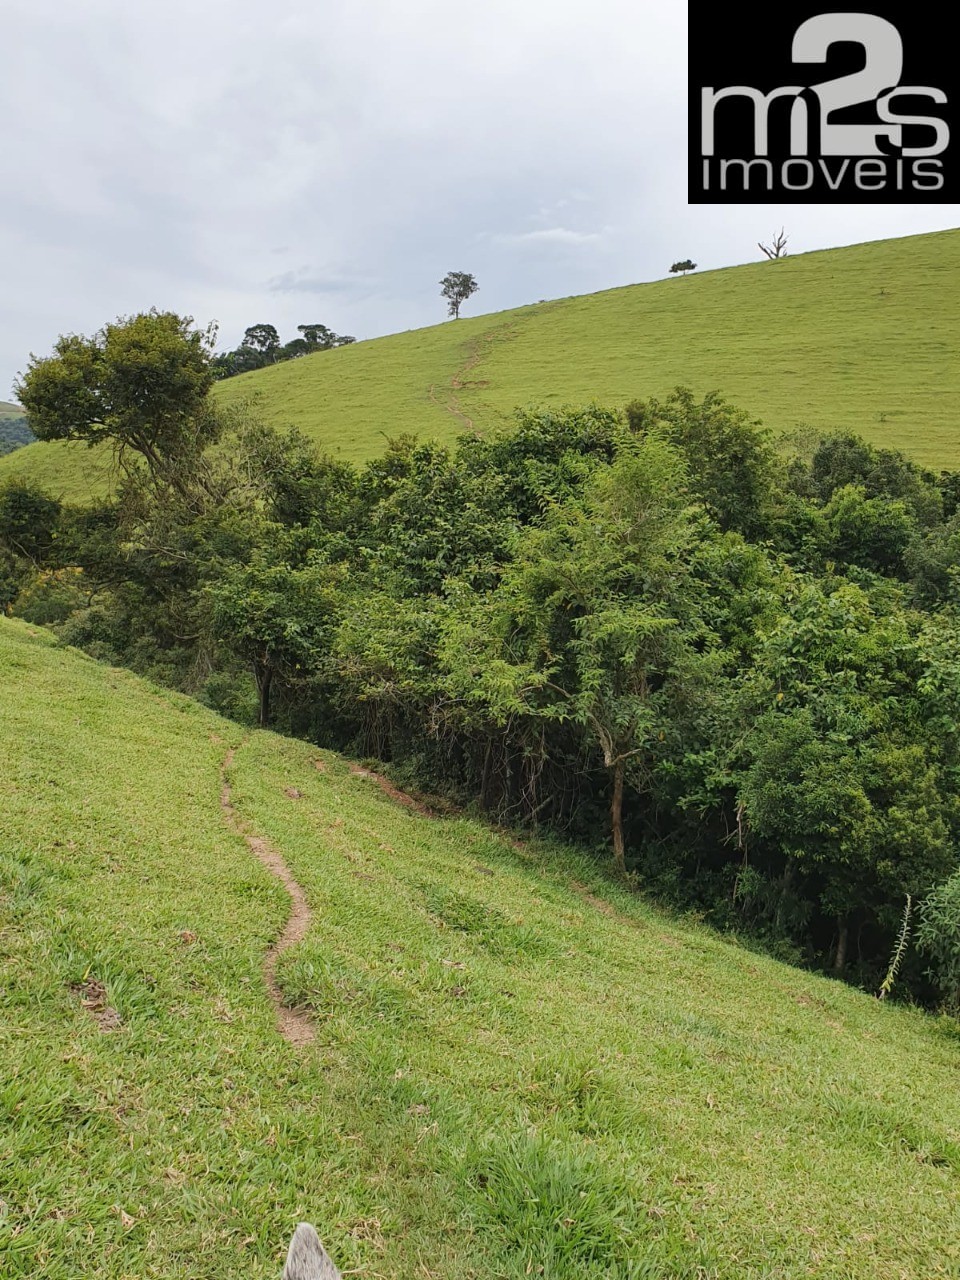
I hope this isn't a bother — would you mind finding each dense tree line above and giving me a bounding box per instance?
[0,414,33,456]
[7,311,960,1008]
[211,321,356,379]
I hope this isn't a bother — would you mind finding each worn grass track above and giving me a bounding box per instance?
[4,228,960,502]
[2,616,960,1277]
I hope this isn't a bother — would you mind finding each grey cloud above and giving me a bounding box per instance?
[267,269,364,295]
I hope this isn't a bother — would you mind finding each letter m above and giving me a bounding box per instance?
[701,85,806,156]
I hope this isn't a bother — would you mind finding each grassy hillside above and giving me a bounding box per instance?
[2,615,960,1278]
[2,228,960,501]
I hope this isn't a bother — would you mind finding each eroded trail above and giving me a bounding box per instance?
[221,745,315,1047]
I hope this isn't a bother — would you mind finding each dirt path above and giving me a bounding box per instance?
[426,313,535,434]
[349,762,436,817]
[221,746,315,1047]
[427,380,475,431]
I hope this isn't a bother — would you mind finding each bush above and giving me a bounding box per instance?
[917,873,960,1012]
[197,670,259,724]
[12,568,87,626]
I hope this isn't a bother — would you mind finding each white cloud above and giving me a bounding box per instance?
[494,228,604,247]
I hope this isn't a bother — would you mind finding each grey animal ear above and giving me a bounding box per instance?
[282,1223,341,1280]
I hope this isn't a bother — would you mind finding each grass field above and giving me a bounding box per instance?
[2,228,960,502]
[2,615,960,1278]
[0,402,24,422]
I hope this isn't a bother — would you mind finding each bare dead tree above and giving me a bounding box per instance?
[758,229,789,260]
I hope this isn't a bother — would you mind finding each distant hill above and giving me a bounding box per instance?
[3,227,960,499]
[0,400,33,458]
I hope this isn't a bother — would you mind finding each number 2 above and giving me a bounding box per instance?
[792,13,903,155]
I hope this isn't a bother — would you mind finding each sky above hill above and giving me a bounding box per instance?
[2,0,958,400]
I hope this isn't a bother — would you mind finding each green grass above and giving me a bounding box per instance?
[2,615,960,1277]
[4,228,960,501]
[0,402,24,423]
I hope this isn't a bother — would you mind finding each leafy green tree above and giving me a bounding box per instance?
[819,484,917,577]
[17,311,220,481]
[733,581,955,969]
[806,432,942,526]
[236,423,358,531]
[241,323,281,362]
[0,478,62,564]
[626,388,780,540]
[443,436,705,870]
[281,338,311,360]
[669,260,697,276]
[209,555,344,726]
[917,873,960,1011]
[440,272,478,319]
[0,414,33,456]
[297,324,338,349]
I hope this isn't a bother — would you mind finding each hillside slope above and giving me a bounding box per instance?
[3,228,959,501]
[2,616,960,1278]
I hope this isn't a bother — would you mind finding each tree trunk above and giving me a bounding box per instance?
[255,663,273,728]
[834,917,848,972]
[480,736,495,812]
[611,759,626,873]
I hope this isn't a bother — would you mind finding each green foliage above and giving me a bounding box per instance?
[10,567,88,626]
[16,311,219,473]
[439,270,478,319]
[917,874,960,1011]
[208,555,345,725]
[0,477,62,562]
[0,408,33,457]
[211,322,356,380]
[465,1131,650,1278]
[626,389,779,539]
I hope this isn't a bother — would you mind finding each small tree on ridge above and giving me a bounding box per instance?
[440,272,478,319]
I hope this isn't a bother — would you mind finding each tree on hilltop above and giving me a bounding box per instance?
[669,260,697,276]
[440,272,478,319]
[242,323,282,362]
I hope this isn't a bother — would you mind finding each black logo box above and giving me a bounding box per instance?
[688,3,959,203]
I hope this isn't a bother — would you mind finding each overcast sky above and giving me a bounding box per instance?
[2,0,958,400]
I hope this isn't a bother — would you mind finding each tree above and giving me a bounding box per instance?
[626,389,780,541]
[16,310,220,477]
[280,338,312,361]
[297,324,337,350]
[241,324,281,362]
[733,582,955,971]
[0,478,62,564]
[296,325,356,350]
[759,229,788,259]
[442,436,705,871]
[209,557,343,727]
[669,260,697,276]
[440,272,478,320]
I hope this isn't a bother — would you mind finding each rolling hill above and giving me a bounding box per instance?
[2,227,959,502]
[2,613,960,1278]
